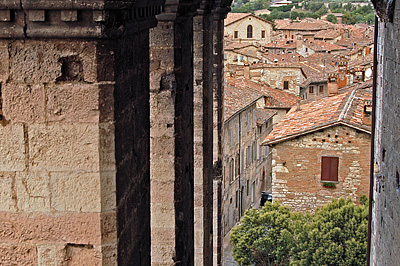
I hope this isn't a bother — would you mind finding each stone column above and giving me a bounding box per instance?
[150,2,200,265]
[0,1,163,265]
[212,2,232,265]
[193,1,215,265]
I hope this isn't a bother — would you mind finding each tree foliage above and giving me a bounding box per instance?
[230,198,368,266]
[326,14,338,24]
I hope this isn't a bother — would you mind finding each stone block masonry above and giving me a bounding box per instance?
[271,125,370,212]
[370,0,400,264]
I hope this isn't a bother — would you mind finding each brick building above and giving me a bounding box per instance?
[263,88,372,212]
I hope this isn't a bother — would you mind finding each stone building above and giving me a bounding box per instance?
[369,0,400,265]
[263,88,372,212]
[222,79,276,234]
[0,0,233,265]
[224,13,274,45]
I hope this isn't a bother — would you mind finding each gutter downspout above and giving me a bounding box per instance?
[366,15,378,266]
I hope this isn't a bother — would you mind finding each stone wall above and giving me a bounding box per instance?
[370,0,400,264]
[271,125,370,212]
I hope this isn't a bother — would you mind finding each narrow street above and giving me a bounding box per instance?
[223,231,238,266]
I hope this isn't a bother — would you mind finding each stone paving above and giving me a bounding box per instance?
[222,231,238,266]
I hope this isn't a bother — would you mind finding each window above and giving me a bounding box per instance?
[233,55,238,61]
[234,31,238,38]
[235,190,239,208]
[319,85,324,93]
[309,86,314,93]
[241,151,244,170]
[253,141,257,161]
[229,159,234,182]
[240,55,244,61]
[249,49,253,55]
[247,25,253,38]
[246,180,249,196]
[261,30,265,38]
[247,113,250,132]
[291,35,294,39]
[251,181,255,203]
[283,81,289,90]
[252,109,255,128]
[236,126,239,143]
[242,118,245,136]
[230,130,233,147]
[224,53,227,60]
[235,154,240,176]
[321,157,339,182]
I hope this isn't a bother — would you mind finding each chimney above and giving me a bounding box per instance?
[296,99,301,111]
[244,63,251,79]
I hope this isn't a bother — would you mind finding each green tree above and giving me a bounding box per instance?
[254,0,267,10]
[291,198,368,266]
[343,12,356,24]
[230,198,368,266]
[230,201,306,265]
[326,14,338,24]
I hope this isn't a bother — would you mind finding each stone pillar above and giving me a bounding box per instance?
[0,1,163,265]
[212,2,232,265]
[150,2,200,265]
[193,1,215,265]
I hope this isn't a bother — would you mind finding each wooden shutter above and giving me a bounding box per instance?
[321,157,339,181]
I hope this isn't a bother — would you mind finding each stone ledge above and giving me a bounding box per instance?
[0,2,164,38]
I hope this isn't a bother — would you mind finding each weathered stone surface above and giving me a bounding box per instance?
[65,244,99,266]
[46,83,100,123]
[29,124,99,172]
[100,243,118,266]
[0,41,9,82]
[100,172,116,211]
[10,40,97,83]
[50,172,101,212]
[2,83,46,123]
[0,172,16,212]
[0,244,37,265]
[100,210,117,244]
[0,124,26,171]
[99,123,116,172]
[37,244,66,266]
[0,212,101,244]
[16,171,51,212]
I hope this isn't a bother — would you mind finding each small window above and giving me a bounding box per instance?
[235,190,239,208]
[285,35,288,38]
[234,55,238,61]
[249,49,253,55]
[246,180,249,196]
[240,55,244,61]
[319,85,324,93]
[309,86,314,93]
[261,30,265,38]
[291,35,294,39]
[224,53,227,60]
[247,25,253,38]
[321,157,339,182]
[251,181,255,203]
[230,130,233,147]
[247,113,250,132]
[284,81,289,90]
[234,31,238,38]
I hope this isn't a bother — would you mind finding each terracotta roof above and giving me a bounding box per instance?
[225,13,249,26]
[314,29,341,39]
[263,88,372,145]
[227,78,301,109]
[224,80,264,122]
[225,42,260,50]
[306,40,347,52]
[256,109,277,125]
[264,39,297,49]
[277,20,330,31]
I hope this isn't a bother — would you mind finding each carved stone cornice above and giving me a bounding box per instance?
[157,0,201,21]
[212,0,232,20]
[0,0,165,38]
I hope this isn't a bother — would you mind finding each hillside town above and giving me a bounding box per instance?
[222,11,374,263]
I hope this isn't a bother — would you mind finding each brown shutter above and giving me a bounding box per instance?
[330,157,339,181]
[321,157,339,181]
[321,157,330,181]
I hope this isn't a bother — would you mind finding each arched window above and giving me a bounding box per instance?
[247,25,253,38]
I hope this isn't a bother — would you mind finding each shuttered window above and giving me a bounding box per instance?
[321,157,339,181]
